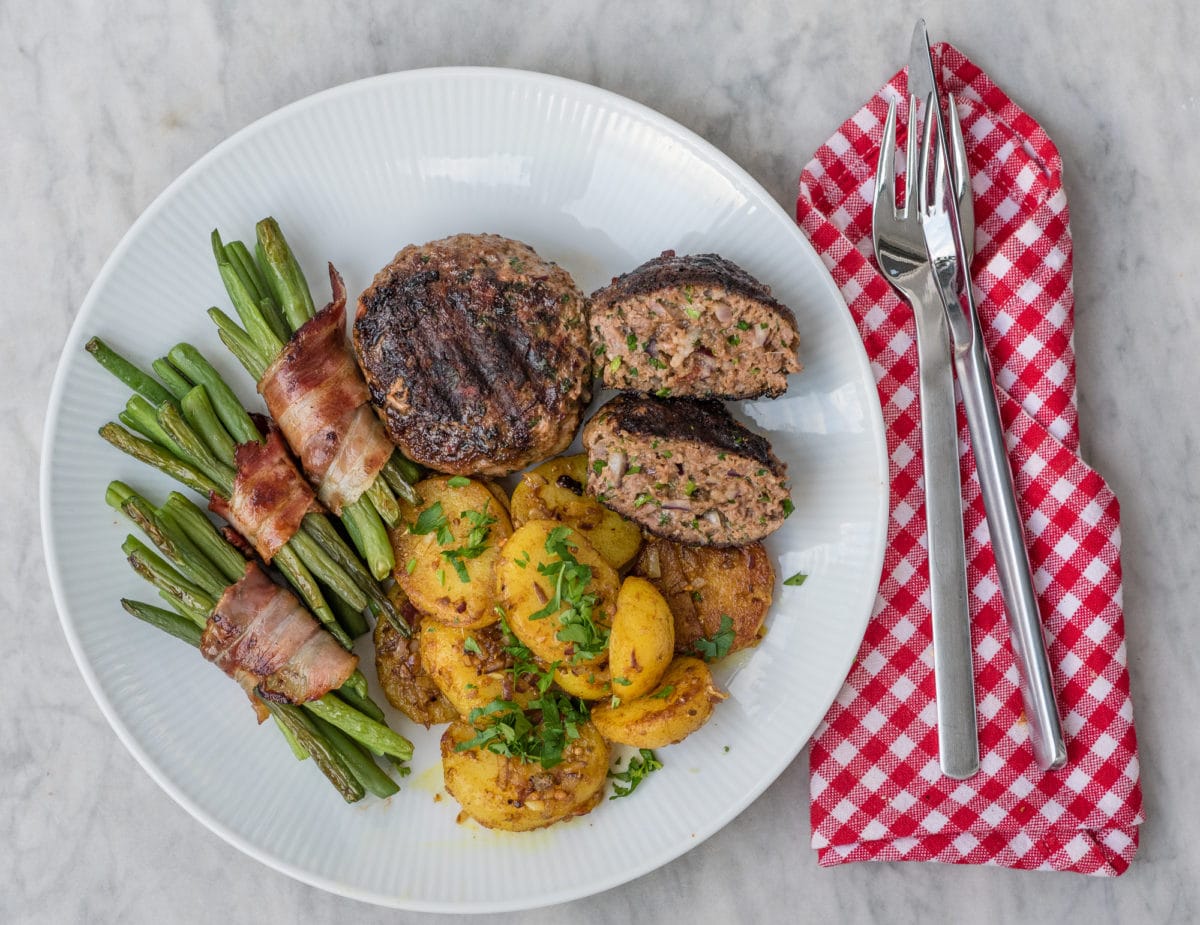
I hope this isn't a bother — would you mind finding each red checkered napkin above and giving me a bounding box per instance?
[795,43,1143,874]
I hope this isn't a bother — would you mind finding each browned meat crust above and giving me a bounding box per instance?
[589,251,800,399]
[582,394,790,546]
[354,234,592,476]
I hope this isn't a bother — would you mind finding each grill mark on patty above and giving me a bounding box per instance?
[354,235,592,474]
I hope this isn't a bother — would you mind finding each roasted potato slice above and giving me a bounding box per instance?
[510,454,642,569]
[373,601,458,727]
[481,478,512,515]
[591,656,726,748]
[608,577,674,700]
[553,660,612,700]
[497,519,619,667]
[441,719,610,831]
[392,476,512,629]
[418,618,538,719]
[632,537,773,657]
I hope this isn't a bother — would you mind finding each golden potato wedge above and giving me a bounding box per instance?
[553,660,612,701]
[441,719,610,831]
[496,520,619,667]
[481,479,511,515]
[373,600,458,727]
[391,476,512,629]
[608,577,675,701]
[418,617,538,719]
[632,537,773,657]
[590,657,726,748]
[510,454,642,569]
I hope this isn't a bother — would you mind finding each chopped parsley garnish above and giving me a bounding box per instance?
[727,334,741,346]
[685,307,701,319]
[405,557,417,575]
[463,636,483,657]
[647,356,668,370]
[684,480,698,496]
[514,549,530,568]
[650,685,674,700]
[634,493,652,508]
[784,571,808,587]
[447,475,471,488]
[655,387,672,398]
[508,256,525,272]
[439,501,498,583]
[592,459,607,475]
[613,676,632,686]
[608,749,663,799]
[454,618,591,769]
[626,333,638,351]
[782,498,795,518]
[609,356,622,373]
[526,526,610,662]
[736,320,751,330]
[409,501,453,546]
[682,285,695,304]
[626,463,642,474]
[694,614,735,661]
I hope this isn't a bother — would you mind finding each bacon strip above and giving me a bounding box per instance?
[260,265,394,514]
[209,424,316,563]
[201,562,358,721]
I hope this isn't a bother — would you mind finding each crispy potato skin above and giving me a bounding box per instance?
[391,476,512,629]
[418,618,538,719]
[373,604,458,727]
[496,520,619,667]
[608,577,674,700]
[632,537,773,656]
[441,720,610,831]
[510,455,642,570]
[591,657,725,748]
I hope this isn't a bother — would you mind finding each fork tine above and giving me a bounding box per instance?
[946,91,976,263]
[947,92,970,202]
[917,92,938,216]
[902,96,919,217]
[875,99,898,220]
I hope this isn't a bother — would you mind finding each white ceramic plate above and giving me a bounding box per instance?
[41,68,887,912]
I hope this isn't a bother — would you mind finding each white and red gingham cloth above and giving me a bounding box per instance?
[796,43,1143,874]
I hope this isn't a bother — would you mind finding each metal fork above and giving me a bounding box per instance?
[920,97,1068,772]
[873,93,979,780]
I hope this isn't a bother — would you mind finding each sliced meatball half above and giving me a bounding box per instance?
[582,394,791,546]
[589,251,800,399]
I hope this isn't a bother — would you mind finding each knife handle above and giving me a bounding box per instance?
[913,280,979,780]
[953,309,1068,772]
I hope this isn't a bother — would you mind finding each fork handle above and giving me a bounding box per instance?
[953,309,1069,772]
[913,288,979,780]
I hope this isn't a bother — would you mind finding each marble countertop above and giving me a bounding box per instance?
[7,1,1198,922]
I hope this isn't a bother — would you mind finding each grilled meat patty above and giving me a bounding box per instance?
[589,251,800,399]
[354,234,592,476]
[582,393,790,546]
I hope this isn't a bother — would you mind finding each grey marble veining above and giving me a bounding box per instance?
[4,0,1199,922]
